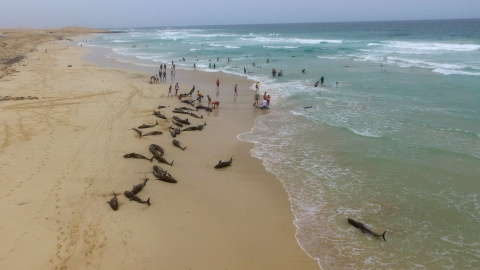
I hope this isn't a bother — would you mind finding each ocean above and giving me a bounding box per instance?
[84,19,480,269]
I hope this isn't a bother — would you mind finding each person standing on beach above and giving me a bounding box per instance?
[244,67,246,74]
[263,92,267,100]
[234,84,238,97]
[216,78,220,88]
[163,70,166,82]
[168,85,172,96]
[256,82,259,91]
[267,95,271,107]
[253,92,260,106]
[175,83,179,96]
[320,76,324,85]
[207,95,212,107]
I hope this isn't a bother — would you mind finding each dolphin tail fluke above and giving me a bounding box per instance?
[147,198,151,206]
[382,231,387,242]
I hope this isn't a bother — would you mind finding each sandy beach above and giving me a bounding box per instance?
[0,29,319,269]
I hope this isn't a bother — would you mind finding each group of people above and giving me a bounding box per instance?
[252,82,270,110]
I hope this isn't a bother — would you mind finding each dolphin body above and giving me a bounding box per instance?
[107,192,119,211]
[214,157,233,169]
[132,128,143,137]
[131,176,149,194]
[153,154,174,166]
[123,153,153,162]
[142,131,163,136]
[348,218,386,241]
[124,191,150,206]
[172,139,187,150]
[138,121,158,129]
[152,165,177,183]
[149,144,165,156]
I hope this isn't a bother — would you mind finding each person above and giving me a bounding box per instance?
[193,63,196,69]
[263,92,267,100]
[320,76,324,85]
[256,82,259,91]
[261,99,268,110]
[234,84,238,96]
[155,75,159,83]
[314,81,319,87]
[302,69,306,74]
[163,70,166,82]
[197,90,203,102]
[175,83,179,96]
[278,70,283,76]
[213,63,216,69]
[212,101,219,109]
[216,78,220,88]
[336,81,339,87]
[244,67,246,74]
[207,95,212,107]
[266,95,271,106]
[253,92,260,106]
[209,63,212,68]
[272,68,276,77]
[168,85,172,96]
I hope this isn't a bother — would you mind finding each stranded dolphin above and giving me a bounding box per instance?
[138,121,158,129]
[123,153,153,162]
[106,192,119,211]
[131,176,149,194]
[347,218,386,241]
[214,157,233,169]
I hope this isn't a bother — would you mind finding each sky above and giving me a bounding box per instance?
[1,0,479,29]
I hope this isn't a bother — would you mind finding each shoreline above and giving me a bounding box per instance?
[0,30,319,269]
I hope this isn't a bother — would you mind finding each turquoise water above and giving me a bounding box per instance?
[85,19,480,269]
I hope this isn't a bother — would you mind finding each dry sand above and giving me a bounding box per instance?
[0,29,319,270]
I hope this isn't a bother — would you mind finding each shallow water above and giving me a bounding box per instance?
[86,19,480,269]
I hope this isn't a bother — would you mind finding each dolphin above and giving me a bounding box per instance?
[347,218,386,241]
[142,131,163,136]
[214,157,233,169]
[138,121,158,129]
[181,126,198,131]
[131,176,149,194]
[172,109,190,115]
[153,154,173,166]
[152,165,177,183]
[168,128,177,138]
[189,112,203,119]
[173,116,190,125]
[132,128,142,137]
[124,190,150,206]
[149,144,165,156]
[153,110,167,119]
[123,153,153,162]
[177,106,197,111]
[196,122,207,131]
[106,192,119,211]
[172,139,187,150]
[172,121,184,127]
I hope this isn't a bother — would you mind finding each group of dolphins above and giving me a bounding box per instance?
[107,101,233,211]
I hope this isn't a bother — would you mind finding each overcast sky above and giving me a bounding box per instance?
[1,0,479,29]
